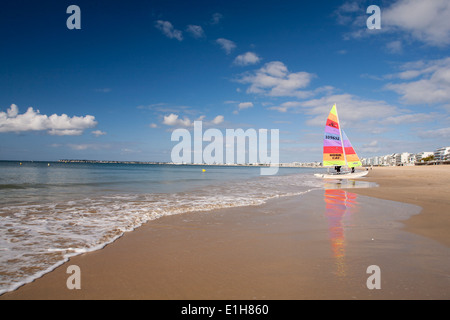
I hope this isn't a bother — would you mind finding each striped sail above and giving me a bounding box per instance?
[322,104,362,168]
[342,130,362,168]
[323,104,346,166]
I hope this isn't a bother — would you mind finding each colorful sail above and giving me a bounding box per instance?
[342,130,362,168]
[323,104,346,166]
[322,104,362,168]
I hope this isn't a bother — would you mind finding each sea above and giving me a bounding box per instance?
[0,160,358,295]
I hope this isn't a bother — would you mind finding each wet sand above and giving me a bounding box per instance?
[1,165,450,300]
[348,165,450,248]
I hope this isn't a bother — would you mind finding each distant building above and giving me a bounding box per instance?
[394,153,401,165]
[395,152,411,166]
[434,147,450,161]
[361,147,450,166]
[380,155,390,166]
[362,152,416,166]
[415,151,434,162]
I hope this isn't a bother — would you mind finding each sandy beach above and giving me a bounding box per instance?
[1,165,449,300]
[349,165,450,248]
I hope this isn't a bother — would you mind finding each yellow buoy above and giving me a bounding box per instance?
[19,162,22,165]
[202,169,206,172]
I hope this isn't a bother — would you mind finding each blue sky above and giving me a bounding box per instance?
[1,0,450,162]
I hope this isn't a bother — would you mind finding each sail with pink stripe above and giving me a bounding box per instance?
[322,104,362,168]
[342,130,362,168]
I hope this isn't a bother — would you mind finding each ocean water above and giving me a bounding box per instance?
[0,161,357,295]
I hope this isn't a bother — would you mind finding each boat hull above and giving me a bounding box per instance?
[314,170,369,179]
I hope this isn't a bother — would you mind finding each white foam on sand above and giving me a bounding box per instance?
[0,173,336,295]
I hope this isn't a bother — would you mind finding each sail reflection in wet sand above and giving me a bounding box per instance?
[324,189,359,277]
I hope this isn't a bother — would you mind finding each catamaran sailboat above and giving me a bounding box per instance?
[314,104,368,179]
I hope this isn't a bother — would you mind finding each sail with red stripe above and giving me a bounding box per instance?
[342,130,362,167]
[323,104,346,166]
[322,104,362,168]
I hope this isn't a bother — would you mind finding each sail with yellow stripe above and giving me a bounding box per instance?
[322,104,362,168]
[342,130,362,168]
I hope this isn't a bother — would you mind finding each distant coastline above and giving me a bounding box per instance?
[2,159,448,168]
[58,159,169,165]
[57,159,322,168]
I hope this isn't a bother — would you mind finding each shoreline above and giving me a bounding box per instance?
[348,166,450,248]
[1,166,449,300]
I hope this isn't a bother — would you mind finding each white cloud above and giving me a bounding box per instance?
[0,104,97,135]
[293,93,436,142]
[385,57,450,105]
[383,0,450,46]
[394,70,423,80]
[364,140,378,147]
[339,1,360,13]
[383,113,436,125]
[334,1,363,25]
[418,127,450,139]
[386,40,403,54]
[238,102,254,110]
[210,13,223,25]
[92,130,106,137]
[278,93,441,156]
[233,102,254,114]
[211,115,224,125]
[335,0,450,47]
[155,20,183,41]
[334,0,370,39]
[233,52,261,66]
[360,140,381,153]
[7,104,19,117]
[268,101,302,113]
[68,143,111,151]
[291,94,401,127]
[163,113,192,127]
[216,38,236,54]
[137,103,197,115]
[237,61,316,98]
[186,25,205,38]
[149,123,158,128]
[68,144,91,151]
[49,129,84,136]
[121,148,142,154]
[162,113,224,127]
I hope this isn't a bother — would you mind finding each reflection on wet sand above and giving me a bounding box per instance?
[323,179,376,189]
[324,188,359,277]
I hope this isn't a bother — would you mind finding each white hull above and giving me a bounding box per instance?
[314,170,369,179]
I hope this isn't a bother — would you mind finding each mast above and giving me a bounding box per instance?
[334,104,348,167]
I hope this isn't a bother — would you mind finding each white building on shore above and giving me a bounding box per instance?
[362,147,450,166]
[415,151,434,162]
[434,147,450,161]
[395,152,412,166]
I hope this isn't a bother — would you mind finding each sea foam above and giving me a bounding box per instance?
[0,169,327,295]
